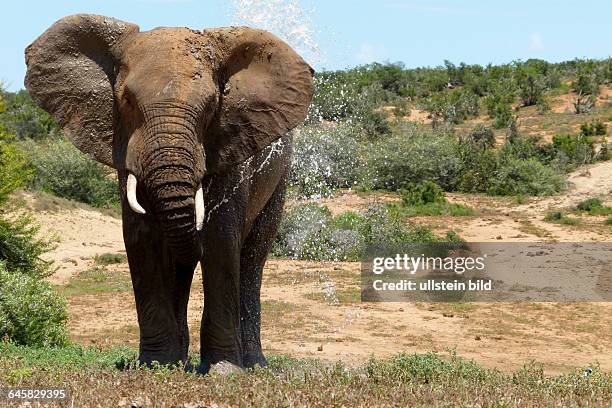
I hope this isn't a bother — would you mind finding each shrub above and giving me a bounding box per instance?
[366,124,462,191]
[359,204,439,244]
[580,121,607,137]
[552,133,595,165]
[488,157,565,196]
[0,260,68,347]
[272,203,337,260]
[0,133,32,204]
[400,181,445,206]
[576,198,612,216]
[290,123,366,198]
[0,215,54,279]
[0,128,68,347]
[422,89,479,125]
[536,95,551,114]
[572,70,600,96]
[307,72,394,136]
[572,92,595,114]
[455,142,498,193]
[24,138,119,208]
[464,124,495,148]
[94,253,127,265]
[273,203,442,261]
[544,211,580,225]
[0,89,60,140]
[515,65,547,107]
[484,89,514,129]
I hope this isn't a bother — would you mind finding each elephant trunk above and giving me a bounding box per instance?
[138,107,204,265]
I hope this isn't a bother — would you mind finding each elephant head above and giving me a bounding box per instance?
[25,14,314,265]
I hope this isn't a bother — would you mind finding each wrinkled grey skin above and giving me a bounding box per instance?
[24,14,313,372]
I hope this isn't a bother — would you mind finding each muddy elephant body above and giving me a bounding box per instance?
[24,14,313,371]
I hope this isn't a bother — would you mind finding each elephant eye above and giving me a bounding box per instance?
[121,88,136,109]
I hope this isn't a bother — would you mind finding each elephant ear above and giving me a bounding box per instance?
[204,27,314,173]
[24,14,139,167]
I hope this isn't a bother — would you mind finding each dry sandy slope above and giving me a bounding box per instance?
[19,159,612,374]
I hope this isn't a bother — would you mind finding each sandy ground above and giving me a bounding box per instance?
[13,156,610,375]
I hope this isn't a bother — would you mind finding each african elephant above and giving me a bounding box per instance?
[24,14,313,372]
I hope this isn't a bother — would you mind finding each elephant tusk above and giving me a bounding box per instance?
[127,174,146,215]
[195,184,204,231]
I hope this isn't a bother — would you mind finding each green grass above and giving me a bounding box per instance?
[0,343,609,406]
[57,267,132,296]
[604,217,612,225]
[303,287,361,304]
[544,211,581,225]
[391,202,475,217]
[575,198,612,216]
[94,252,127,265]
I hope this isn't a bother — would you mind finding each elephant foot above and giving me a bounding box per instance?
[138,349,186,369]
[243,353,268,369]
[207,360,243,376]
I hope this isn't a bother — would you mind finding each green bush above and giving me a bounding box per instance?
[0,133,32,204]
[273,203,441,261]
[400,181,445,206]
[464,124,495,148]
[366,124,462,191]
[572,70,600,96]
[544,211,580,225]
[0,89,59,141]
[488,157,566,196]
[0,260,68,347]
[0,215,54,279]
[455,142,498,193]
[421,89,479,125]
[24,138,119,208]
[552,133,595,165]
[307,72,394,136]
[515,65,547,107]
[358,204,439,244]
[0,120,69,348]
[576,198,612,216]
[94,253,127,265]
[0,133,54,280]
[580,120,607,137]
[484,89,514,129]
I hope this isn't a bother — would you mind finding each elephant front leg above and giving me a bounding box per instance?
[199,216,244,373]
[123,211,195,367]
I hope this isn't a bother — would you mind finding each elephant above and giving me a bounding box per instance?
[24,14,314,372]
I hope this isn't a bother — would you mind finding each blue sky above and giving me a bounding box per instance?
[1,0,610,91]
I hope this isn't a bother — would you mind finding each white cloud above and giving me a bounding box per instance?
[530,33,544,50]
[355,42,387,64]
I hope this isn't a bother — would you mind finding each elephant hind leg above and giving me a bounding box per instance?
[239,175,288,369]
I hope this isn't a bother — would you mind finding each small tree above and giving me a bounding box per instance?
[515,65,547,107]
[464,124,495,148]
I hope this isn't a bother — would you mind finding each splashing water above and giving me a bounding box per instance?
[227,0,322,67]
[222,1,368,346]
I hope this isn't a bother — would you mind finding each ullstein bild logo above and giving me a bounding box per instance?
[360,243,612,302]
